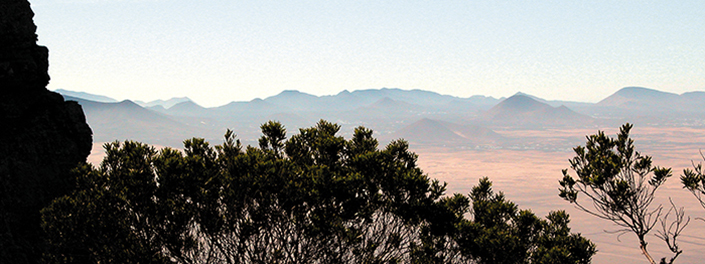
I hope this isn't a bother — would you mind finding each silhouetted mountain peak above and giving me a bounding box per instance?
[135,97,192,109]
[616,87,675,97]
[388,118,502,145]
[162,100,208,116]
[602,86,676,102]
[56,89,118,103]
[117,99,143,108]
[372,97,396,107]
[492,94,550,112]
[513,92,550,103]
[556,105,570,111]
[392,118,464,142]
[172,100,204,109]
[350,88,456,107]
[168,100,205,112]
[266,90,318,100]
[250,98,267,104]
[597,87,680,110]
[332,89,358,100]
[483,94,591,128]
[262,90,321,111]
[680,91,705,105]
[681,91,705,97]
[513,91,533,97]
[412,118,444,128]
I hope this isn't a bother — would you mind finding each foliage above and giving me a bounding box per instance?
[681,152,705,210]
[559,124,687,264]
[456,177,595,264]
[42,120,595,263]
[41,142,174,263]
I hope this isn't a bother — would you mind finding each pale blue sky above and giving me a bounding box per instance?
[31,0,705,107]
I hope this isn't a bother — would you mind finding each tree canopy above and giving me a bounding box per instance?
[42,120,595,263]
[559,124,687,264]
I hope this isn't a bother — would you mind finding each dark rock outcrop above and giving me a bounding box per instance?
[1,0,92,262]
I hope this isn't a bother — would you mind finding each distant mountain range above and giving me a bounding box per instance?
[62,95,209,146]
[56,87,705,149]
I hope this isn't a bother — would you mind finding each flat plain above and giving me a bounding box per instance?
[415,126,705,264]
[87,125,705,263]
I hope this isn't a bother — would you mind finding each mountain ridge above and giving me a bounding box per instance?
[56,89,118,103]
[482,94,594,129]
[58,86,705,148]
[58,86,704,111]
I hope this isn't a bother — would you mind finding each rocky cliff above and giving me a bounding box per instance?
[0,0,93,262]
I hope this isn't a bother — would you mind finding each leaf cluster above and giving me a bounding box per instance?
[456,177,595,264]
[41,120,595,263]
[559,124,671,238]
[559,123,685,264]
[681,152,705,210]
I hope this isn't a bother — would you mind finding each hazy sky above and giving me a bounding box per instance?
[31,0,704,107]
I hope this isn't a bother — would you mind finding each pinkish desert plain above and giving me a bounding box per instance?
[414,126,705,264]
[86,125,705,263]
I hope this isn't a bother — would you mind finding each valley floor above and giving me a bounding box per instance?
[87,126,705,263]
[415,127,705,264]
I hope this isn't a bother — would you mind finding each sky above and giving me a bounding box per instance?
[30,0,705,107]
